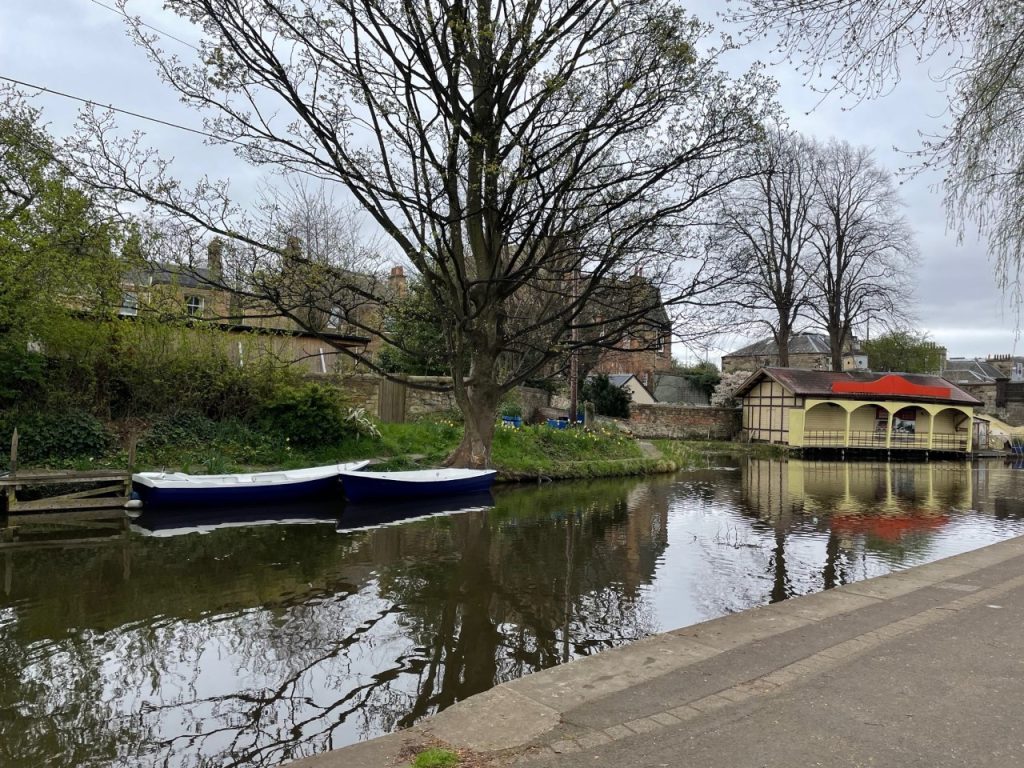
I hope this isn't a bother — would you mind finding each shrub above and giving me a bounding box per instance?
[258,383,357,447]
[581,374,631,418]
[0,342,46,407]
[140,411,221,449]
[0,408,113,465]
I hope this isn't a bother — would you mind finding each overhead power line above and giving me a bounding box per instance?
[86,0,200,51]
[0,73,241,145]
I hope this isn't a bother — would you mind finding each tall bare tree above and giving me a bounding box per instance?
[712,127,817,366]
[807,140,917,371]
[74,0,774,466]
[730,0,1024,300]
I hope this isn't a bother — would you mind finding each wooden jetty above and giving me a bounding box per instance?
[1,428,133,518]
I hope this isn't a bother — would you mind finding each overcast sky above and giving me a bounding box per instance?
[1,0,1018,366]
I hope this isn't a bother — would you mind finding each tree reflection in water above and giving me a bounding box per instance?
[0,478,667,768]
[3,460,1024,768]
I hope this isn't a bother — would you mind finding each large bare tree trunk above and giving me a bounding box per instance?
[449,382,501,468]
[775,321,792,367]
[447,313,503,468]
[829,327,845,372]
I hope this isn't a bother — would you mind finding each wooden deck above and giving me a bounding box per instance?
[1,428,134,516]
[1,470,132,514]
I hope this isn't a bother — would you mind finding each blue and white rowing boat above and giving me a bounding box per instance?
[130,460,370,509]
[337,467,497,503]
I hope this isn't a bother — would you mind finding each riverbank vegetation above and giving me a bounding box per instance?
[0,314,753,479]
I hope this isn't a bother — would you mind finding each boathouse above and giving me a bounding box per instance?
[735,368,983,455]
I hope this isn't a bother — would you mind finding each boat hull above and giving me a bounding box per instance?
[131,461,369,509]
[339,469,496,503]
[132,476,342,509]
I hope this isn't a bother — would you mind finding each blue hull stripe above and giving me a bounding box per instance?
[342,474,495,503]
[133,476,341,509]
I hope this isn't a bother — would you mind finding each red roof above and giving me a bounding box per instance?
[736,367,982,406]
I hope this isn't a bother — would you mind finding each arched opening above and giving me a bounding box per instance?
[847,404,883,447]
[890,406,928,448]
[932,408,971,451]
[803,402,847,446]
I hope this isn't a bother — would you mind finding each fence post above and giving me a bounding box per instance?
[9,428,18,476]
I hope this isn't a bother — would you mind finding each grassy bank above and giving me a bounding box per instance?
[2,412,779,481]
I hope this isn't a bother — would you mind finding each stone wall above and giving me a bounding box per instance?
[316,373,742,437]
[325,372,468,421]
[959,382,998,415]
[406,377,458,417]
[518,387,552,422]
[334,374,380,413]
[625,404,740,440]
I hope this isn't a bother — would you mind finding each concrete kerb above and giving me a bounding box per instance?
[287,534,1024,768]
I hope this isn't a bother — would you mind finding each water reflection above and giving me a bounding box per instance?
[2,460,1024,768]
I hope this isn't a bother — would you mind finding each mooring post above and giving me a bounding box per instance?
[9,427,17,476]
[2,427,16,518]
[126,437,137,497]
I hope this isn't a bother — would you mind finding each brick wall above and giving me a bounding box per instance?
[625,404,740,440]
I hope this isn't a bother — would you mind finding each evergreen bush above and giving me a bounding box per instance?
[0,408,113,465]
[257,383,357,447]
[581,374,631,418]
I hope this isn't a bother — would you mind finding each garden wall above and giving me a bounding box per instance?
[327,374,461,421]
[625,404,740,440]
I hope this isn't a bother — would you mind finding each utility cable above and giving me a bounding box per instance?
[0,73,244,145]
[86,0,200,51]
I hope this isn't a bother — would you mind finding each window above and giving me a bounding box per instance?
[185,295,204,317]
[119,292,139,317]
[328,306,344,329]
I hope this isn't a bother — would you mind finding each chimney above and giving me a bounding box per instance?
[207,238,224,282]
[389,265,408,297]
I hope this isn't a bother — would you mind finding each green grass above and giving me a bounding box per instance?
[11,408,782,481]
[652,438,789,469]
[491,423,670,479]
[410,747,459,768]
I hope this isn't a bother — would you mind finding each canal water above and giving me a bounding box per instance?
[3,458,1024,767]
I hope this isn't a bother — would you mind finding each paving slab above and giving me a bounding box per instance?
[423,685,560,752]
[508,632,720,710]
[511,591,1024,768]
[287,534,1024,768]
[668,603,813,651]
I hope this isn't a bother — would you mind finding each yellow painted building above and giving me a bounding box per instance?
[736,368,982,454]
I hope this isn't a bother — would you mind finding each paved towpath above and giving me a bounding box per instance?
[291,534,1024,768]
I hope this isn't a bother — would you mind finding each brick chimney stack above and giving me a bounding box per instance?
[207,238,224,282]
[388,265,408,297]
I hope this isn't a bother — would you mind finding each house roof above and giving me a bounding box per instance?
[942,358,1006,384]
[126,264,214,290]
[725,332,859,358]
[595,372,656,401]
[653,372,710,405]
[735,367,982,406]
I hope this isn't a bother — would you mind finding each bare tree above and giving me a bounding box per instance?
[712,127,817,367]
[73,0,774,466]
[730,0,1024,300]
[806,140,917,371]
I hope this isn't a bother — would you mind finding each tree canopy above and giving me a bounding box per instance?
[1,87,126,344]
[731,0,1024,298]
[711,129,917,370]
[77,0,776,466]
[862,330,945,374]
